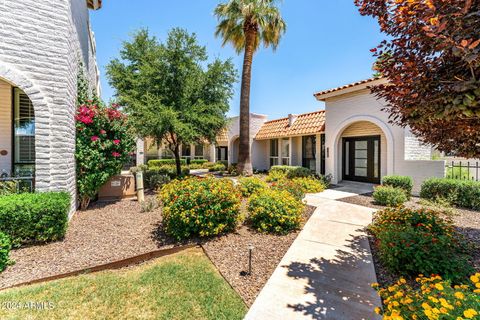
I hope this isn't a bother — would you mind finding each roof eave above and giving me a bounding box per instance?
[314,78,388,101]
[255,131,325,141]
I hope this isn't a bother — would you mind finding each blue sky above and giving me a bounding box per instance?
[90,0,384,119]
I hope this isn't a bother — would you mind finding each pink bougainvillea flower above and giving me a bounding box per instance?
[112,152,121,157]
[91,136,99,142]
[75,106,96,125]
[100,129,106,135]
[107,108,122,120]
[113,139,120,145]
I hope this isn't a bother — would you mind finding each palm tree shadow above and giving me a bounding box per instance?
[284,232,380,319]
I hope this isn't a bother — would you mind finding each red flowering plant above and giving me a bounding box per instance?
[76,101,135,209]
[368,207,473,283]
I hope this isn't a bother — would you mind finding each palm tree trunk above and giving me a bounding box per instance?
[237,27,257,176]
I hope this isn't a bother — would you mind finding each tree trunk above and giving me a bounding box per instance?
[80,196,91,211]
[173,144,182,177]
[237,26,257,176]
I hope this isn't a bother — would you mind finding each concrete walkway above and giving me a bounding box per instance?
[244,186,381,320]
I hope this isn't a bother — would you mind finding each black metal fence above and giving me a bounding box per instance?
[0,177,34,194]
[445,161,480,181]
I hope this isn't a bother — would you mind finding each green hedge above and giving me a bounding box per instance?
[382,175,413,198]
[148,159,186,166]
[269,166,312,179]
[373,186,408,207]
[148,159,208,167]
[0,232,11,272]
[0,192,71,247]
[420,178,480,210]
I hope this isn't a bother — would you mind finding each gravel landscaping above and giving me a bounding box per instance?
[0,195,165,289]
[0,193,316,308]
[339,193,480,286]
[202,205,316,306]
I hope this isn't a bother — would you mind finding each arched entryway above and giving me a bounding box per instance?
[229,136,240,165]
[0,63,50,190]
[332,116,394,184]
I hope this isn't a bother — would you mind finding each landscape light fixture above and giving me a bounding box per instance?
[248,244,254,275]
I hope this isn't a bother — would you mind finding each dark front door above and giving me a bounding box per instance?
[302,135,316,172]
[216,147,228,162]
[342,136,380,184]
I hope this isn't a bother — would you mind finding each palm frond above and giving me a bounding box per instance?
[214,0,286,53]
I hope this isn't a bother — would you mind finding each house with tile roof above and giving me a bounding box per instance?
[141,77,445,191]
[0,0,102,214]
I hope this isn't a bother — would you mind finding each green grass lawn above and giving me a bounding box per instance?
[0,248,247,320]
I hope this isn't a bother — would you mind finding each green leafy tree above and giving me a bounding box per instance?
[106,29,237,175]
[214,0,286,175]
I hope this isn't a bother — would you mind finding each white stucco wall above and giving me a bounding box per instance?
[227,113,269,170]
[0,0,100,215]
[323,88,444,191]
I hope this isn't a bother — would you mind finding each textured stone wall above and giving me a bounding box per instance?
[404,128,432,160]
[0,0,99,216]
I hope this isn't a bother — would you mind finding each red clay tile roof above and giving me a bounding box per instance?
[255,111,325,140]
[216,128,229,144]
[314,77,382,98]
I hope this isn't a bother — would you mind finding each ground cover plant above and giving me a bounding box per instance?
[248,189,304,234]
[373,274,480,319]
[160,176,241,240]
[0,248,247,320]
[291,177,326,194]
[270,179,306,201]
[238,177,268,197]
[369,207,473,283]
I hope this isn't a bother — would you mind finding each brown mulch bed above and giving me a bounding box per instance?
[339,193,480,287]
[0,195,166,289]
[201,205,316,306]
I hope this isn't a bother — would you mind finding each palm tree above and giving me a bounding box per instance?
[214,0,286,175]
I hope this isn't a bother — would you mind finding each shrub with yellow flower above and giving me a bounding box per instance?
[373,274,480,319]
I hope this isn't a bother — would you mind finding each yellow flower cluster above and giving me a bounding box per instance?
[373,273,480,319]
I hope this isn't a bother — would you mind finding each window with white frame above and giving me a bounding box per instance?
[269,139,279,167]
[13,88,35,177]
[281,138,290,166]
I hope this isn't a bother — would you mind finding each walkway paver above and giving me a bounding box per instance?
[244,188,382,320]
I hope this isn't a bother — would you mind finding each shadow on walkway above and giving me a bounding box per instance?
[285,233,379,319]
